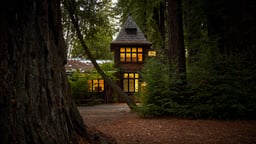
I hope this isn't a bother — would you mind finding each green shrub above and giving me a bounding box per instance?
[137,45,256,119]
[68,70,90,103]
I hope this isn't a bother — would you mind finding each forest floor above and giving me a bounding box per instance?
[78,103,256,144]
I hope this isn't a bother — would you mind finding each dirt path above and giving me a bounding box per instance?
[78,103,256,144]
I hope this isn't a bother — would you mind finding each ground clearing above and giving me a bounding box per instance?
[78,103,256,144]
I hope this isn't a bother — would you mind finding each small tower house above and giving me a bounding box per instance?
[110,16,152,98]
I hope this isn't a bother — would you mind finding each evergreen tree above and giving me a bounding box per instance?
[119,0,256,119]
[185,0,256,119]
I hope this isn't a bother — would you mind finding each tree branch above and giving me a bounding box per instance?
[63,0,137,110]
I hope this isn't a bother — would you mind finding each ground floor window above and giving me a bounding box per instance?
[123,72,139,93]
[88,79,104,92]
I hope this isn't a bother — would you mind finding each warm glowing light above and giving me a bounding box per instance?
[123,73,139,92]
[119,47,143,62]
[148,50,156,56]
[88,79,104,92]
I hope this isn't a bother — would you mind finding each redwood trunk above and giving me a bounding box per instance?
[167,0,187,84]
[0,0,87,143]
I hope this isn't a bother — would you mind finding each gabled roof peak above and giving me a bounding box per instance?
[124,16,138,30]
[111,16,151,45]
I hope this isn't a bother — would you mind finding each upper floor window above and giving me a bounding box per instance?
[88,79,104,92]
[120,47,143,63]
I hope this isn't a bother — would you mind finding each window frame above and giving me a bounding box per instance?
[119,47,143,63]
[88,79,104,93]
[123,72,139,93]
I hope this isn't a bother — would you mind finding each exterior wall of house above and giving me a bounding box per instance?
[110,45,151,102]
[119,63,144,71]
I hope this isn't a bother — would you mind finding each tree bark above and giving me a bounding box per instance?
[64,0,137,110]
[167,0,187,84]
[0,0,88,143]
[153,0,166,49]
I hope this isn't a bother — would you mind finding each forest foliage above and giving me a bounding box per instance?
[115,0,256,119]
[61,0,116,59]
[63,0,256,119]
[68,62,116,105]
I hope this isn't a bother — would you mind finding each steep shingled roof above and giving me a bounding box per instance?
[111,16,151,45]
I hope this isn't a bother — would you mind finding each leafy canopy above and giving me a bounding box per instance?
[62,0,117,59]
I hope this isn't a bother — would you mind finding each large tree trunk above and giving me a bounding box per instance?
[153,0,166,49]
[167,0,187,84]
[0,0,89,143]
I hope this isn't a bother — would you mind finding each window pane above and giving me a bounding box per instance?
[138,48,143,52]
[99,80,104,92]
[132,53,137,62]
[88,80,93,92]
[135,73,139,78]
[135,79,139,92]
[126,48,131,52]
[132,48,137,52]
[129,79,134,92]
[126,53,131,62]
[124,73,129,78]
[93,80,98,91]
[123,79,129,92]
[120,53,125,62]
[129,73,134,78]
[120,48,125,52]
[138,53,143,62]
[99,79,104,84]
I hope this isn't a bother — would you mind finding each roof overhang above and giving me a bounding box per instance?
[110,41,152,51]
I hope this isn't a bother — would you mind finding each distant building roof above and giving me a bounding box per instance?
[65,58,112,72]
[111,16,152,46]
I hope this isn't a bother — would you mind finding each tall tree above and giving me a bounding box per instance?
[183,0,207,64]
[0,0,105,143]
[183,0,256,119]
[62,0,115,59]
[64,0,137,110]
[205,0,256,57]
[167,0,187,84]
[153,0,166,49]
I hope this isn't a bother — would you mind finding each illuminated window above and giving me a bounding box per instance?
[123,73,139,93]
[120,47,143,63]
[88,79,104,92]
[148,50,156,56]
